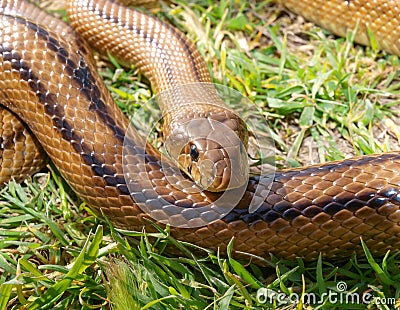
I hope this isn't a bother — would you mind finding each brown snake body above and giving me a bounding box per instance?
[0,0,399,260]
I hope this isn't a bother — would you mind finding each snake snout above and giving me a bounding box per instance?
[188,129,249,192]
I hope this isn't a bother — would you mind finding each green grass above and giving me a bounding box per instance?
[1,0,400,309]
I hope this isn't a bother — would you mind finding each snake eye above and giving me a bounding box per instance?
[190,144,199,162]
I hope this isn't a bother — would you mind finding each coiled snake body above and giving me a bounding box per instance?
[0,0,400,260]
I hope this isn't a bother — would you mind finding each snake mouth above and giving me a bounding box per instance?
[197,159,217,190]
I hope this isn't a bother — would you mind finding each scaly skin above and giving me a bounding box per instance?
[0,0,399,260]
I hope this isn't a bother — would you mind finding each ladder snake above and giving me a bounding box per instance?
[0,0,399,260]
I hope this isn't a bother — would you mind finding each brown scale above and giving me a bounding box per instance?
[0,107,46,183]
[0,0,399,261]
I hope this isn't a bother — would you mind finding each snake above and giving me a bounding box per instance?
[0,0,399,261]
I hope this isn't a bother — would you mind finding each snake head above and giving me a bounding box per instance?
[163,106,249,192]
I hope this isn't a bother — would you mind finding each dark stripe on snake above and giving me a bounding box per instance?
[0,130,24,150]
[0,27,130,195]
[20,17,127,142]
[100,9,204,83]
[222,154,400,225]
